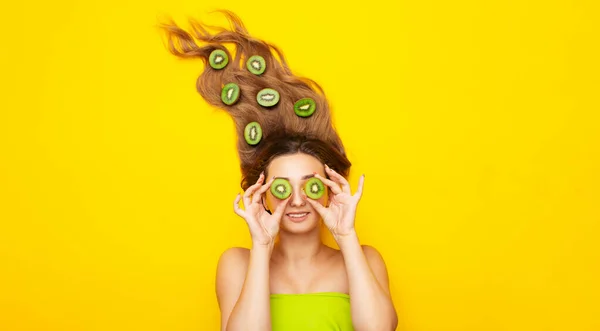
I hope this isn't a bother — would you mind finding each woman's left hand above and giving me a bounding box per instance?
[302,164,365,239]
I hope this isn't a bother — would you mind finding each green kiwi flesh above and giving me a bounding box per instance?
[209,49,228,69]
[304,177,325,199]
[271,178,292,199]
[221,83,240,105]
[246,55,266,75]
[256,88,280,107]
[294,98,316,117]
[244,122,262,145]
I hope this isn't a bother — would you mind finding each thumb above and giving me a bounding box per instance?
[272,196,292,221]
[302,191,328,218]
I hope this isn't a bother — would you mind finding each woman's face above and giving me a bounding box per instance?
[263,152,329,234]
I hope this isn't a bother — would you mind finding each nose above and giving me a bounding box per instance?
[289,185,306,207]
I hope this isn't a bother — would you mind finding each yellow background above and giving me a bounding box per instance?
[1,0,599,330]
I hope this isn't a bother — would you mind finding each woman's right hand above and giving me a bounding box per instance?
[233,172,291,246]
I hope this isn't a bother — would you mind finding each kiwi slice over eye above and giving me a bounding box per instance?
[256,88,280,107]
[294,98,316,117]
[244,121,262,145]
[246,55,266,75]
[304,177,325,199]
[270,178,292,199]
[221,83,240,105]
[209,49,228,69]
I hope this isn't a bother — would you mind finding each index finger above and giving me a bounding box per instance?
[325,165,350,193]
[313,173,342,195]
[243,172,265,200]
[233,193,245,218]
[252,177,275,204]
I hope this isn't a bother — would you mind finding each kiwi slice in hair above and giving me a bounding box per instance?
[294,98,316,117]
[221,83,240,105]
[256,88,280,107]
[244,121,262,145]
[271,178,292,199]
[246,55,266,75]
[209,49,228,69]
[304,177,325,199]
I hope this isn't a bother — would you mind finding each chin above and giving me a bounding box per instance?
[280,212,320,234]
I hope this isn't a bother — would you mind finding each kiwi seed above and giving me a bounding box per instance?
[209,49,228,69]
[256,88,280,107]
[294,98,316,117]
[304,177,325,199]
[244,122,262,145]
[221,83,240,105]
[271,178,292,199]
[246,55,266,75]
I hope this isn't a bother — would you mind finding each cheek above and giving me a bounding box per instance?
[265,193,286,210]
[316,189,330,206]
[265,193,275,209]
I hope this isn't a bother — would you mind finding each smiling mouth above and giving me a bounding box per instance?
[286,212,309,219]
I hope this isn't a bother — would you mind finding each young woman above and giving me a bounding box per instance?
[162,10,398,331]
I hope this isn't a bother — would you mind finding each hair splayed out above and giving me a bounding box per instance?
[160,10,351,189]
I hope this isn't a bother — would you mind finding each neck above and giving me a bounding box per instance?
[273,225,324,265]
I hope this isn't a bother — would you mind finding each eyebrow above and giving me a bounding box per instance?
[273,174,315,180]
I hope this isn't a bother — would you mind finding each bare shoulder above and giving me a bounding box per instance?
[215,248,249,300]
[361,244,386,263]
[216,247,250,281]
[218,247,250,266]
[215,247,250,330]
[361,245,392,294]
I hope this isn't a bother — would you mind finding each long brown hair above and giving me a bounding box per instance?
[160,10,351,189]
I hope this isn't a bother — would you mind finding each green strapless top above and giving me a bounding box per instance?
[270,292,354,331]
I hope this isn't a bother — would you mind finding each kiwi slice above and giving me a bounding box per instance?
[304,177,325,199]
[257,88,280,107]
[209,49,228,69]
[246,55,266,75]
[221,83,240,105]
[244,121,262,145]
[294,98,316,117]
[270,178,292,199]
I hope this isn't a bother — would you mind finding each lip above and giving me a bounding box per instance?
[285,212,310,223]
